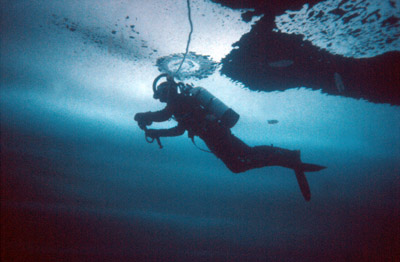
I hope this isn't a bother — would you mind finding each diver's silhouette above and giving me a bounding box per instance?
[135,74,326,201]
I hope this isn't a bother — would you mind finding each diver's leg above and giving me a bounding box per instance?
[212,138,301,173]
[251,145,301,169]
[218,138,254,173]
[250,146,326,172]
[205,133,255,173]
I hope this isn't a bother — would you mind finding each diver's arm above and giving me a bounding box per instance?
[134,108,172,125]
[146,125,185,138]
[147,108,172,122]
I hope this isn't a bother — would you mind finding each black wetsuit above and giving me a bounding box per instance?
[143,94,301,173]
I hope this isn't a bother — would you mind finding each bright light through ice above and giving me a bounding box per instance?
[59,0,261,62]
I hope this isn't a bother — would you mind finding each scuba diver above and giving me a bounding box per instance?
[134,74,326,201]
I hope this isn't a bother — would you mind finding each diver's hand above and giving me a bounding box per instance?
[134,112,152,127]
[134,112,148,122]
[145,129,160,139]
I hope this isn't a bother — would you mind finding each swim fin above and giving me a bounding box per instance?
[294,163,326,201]
[301,163,326,172]
[294,169,311,201]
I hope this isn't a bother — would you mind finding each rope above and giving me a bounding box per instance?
[174,0,193,77]
[173,1,211,154]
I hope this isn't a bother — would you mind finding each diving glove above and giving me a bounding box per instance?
[134,112,153,127]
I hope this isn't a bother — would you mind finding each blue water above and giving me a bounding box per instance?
[2,1,399,261]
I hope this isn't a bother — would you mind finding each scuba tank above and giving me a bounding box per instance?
[189,87,239,128]
[152,73,240,129]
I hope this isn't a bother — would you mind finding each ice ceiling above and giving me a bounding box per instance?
[275,0,399,58]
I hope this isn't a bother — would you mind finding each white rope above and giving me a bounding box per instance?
[174,0,193,77]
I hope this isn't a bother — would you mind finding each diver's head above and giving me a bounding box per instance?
[153,81,177,103]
